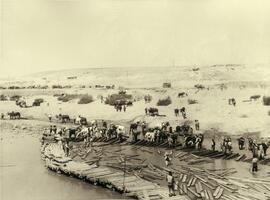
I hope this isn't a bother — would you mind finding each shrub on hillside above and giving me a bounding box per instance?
[62,85,72,89]
[144,94,152,103]
[52,85,63,89]
[194,84,205,90]
[250,95,261,101]
[163,82,171,88]
[34,98,44,103]
[57,94,79,102]
[263,96,270,106]
[53,93,64,97]
[78,95,93,104]
[8,86,21,89]
[105,93,133,106]
[157,96,172,106]
[188,99,198,104]
[10,95,22,101]
[0,94,8,101]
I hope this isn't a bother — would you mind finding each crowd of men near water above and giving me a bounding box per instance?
[41,111,269,172]
[40,114,269,197]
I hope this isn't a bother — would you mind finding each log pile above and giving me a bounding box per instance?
[41,143,190,200]
[41,139,270,200]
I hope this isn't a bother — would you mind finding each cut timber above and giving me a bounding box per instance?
[213,186,221,197]
[206,189,214,200]
[235,154,246,161]
[182,174,188,183]
[191,177,197,186]
[224,153,239,160]
[195,182,203,193]
[203,190,210,200]
[183,184,188,194]
[214,187,223,199]
[187,187,201,198]
[210,153,225,158]
[187,177,193,187]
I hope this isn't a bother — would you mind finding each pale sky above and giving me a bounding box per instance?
[0,0,270,77]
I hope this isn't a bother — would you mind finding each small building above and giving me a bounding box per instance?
[67,76,77,80]
[163,82,171,88]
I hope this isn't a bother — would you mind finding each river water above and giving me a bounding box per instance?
[0,132,127,200]
[1,127,269,200]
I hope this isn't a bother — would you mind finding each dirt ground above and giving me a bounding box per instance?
[0,86,269,138]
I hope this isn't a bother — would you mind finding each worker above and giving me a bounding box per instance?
[49,125,53,134]
[195,120,200,130]
[52,125,57,134]
[251,156,258,173]
[227,138,233,154]
[168,136,173,148]
[145,108,148,115]
[65,141,70,157]
[262,142,269,156]
[237,137,245,150]
[166,171,175,197]
[48,114,52,122]
[164,151,172,166]
[211,138,216,151]
[258,144,264,160]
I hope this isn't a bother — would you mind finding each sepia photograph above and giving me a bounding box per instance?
[0,0,270,199]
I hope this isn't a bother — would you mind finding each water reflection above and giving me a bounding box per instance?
[0,133,128,200]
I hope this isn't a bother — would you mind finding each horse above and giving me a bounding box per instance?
[116,125,126,139]
[196,134,204,149]
[76,126,89,138]
[145,131,155,142]
[148,107,159,116]
[7,112,21,119]
[74,116,87,125]
[129,123,139,134]
[178,92,188,98]
[184,135,196,148]
[56,114,70,123]
[176,124,192,135]
[237,137,245,150]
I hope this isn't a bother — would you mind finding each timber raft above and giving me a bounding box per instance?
[41,142,189,200]
[92,136,270,166]
[41,139,270,200]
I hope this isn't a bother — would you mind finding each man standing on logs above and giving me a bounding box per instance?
[211,138,216,151]
[252,156,258,173]
[262,141,269,156]
[65,141,70,157]
[164,151,172,166]
[166,171,175,197]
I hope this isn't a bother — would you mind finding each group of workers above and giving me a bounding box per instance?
[114,104,127,112]
[174,107,187,119]
[42,120,128,155]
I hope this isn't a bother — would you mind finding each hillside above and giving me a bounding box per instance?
[1,64,269,89]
